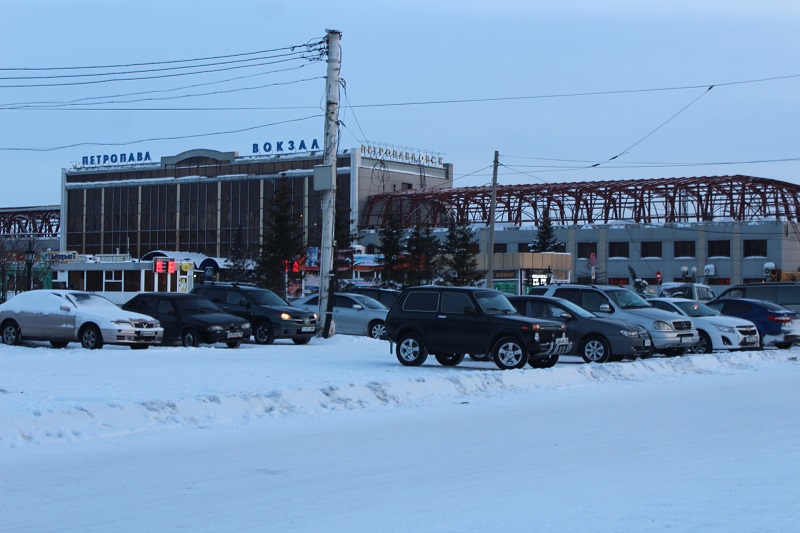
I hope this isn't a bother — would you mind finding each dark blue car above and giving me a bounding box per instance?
[705,298,800,349]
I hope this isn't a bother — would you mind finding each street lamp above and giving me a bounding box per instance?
[681,266,689,281]
[23,244,36,292]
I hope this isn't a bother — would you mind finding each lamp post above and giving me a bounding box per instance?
[24,244,36,292]
[681,266,689,282]
[691,266,697,282]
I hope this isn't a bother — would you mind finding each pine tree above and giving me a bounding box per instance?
[255,180,304,299]
[224,225,254,283]
[375,207,405,287]
[404,222,442,286]
[530,213,559,252]
[443,216,482,286]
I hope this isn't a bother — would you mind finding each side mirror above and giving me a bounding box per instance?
[59,304,72,312]
[352,304,363,310]
[598,303,613,313]
[559,312,572,320]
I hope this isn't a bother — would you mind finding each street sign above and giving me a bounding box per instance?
[656,271,662,282]
[589,252,597,266]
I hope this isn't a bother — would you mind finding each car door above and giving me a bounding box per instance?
[333,295,362,335]
[154,298,180,342]
[37,293,77,341]
[431,291,482,354]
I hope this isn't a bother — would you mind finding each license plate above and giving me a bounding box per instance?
[680,336,694,344]
[644,339,651,347]
[745,335,758,343]
[301,326,315,332]
[555,336,569,345]
[139,331,156,337]
[227,331,243,339]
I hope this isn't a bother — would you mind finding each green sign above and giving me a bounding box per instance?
[493,281,517,295]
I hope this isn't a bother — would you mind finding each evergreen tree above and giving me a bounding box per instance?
[443,216,482,286]
[224,224,254,283]
[375,207,405,287]
[255,180,304,299]
[333,205,357,291]
[404,222,442,286]
[530,213,559,252]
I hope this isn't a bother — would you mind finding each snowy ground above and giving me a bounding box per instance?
[2,336,799,532]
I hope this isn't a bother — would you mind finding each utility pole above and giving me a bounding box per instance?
[486,150,499,290]
[318,29,341,338]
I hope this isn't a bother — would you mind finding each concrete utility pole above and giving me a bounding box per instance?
[318,29,341,338]
[486,150,499,289]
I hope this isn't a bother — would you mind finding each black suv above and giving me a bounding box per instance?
[192,282,318,345]
[122,293,251,348]
[385,286,571,370]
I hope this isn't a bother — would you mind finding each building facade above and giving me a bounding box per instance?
[61,145,452,259]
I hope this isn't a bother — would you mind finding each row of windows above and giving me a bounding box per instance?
[576,240,767,260]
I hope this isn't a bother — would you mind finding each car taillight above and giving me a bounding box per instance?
[767,315,792,323]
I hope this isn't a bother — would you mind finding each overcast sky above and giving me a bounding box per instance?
[1,0,798,207]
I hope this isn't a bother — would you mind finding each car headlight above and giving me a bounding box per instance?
[280,312,292,321]
[712,323,736,334]
[620,329,639,337]
[312,313,318,320]
[242,322,251,330]
[653,321,673,331]
[208,325,224,332]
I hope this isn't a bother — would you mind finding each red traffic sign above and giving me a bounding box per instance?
[656,271,662,281]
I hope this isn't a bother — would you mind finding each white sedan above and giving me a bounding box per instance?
[0,290,163,349]
[649,297,760,353]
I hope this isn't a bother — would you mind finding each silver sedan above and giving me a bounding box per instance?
[292,292,388,338]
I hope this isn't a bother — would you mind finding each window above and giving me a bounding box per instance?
[402,292,439,312]
[743,239,767,258]
[608,242,629,258]
[674,241,695,258]
[493,243,507,253]
[640,241,662,258]
[440,292,474,314]
[577,242,597,260]
[708,240,730,258]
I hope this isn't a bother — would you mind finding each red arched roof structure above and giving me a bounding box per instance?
[360,175,800,228]
[0,206,61,238]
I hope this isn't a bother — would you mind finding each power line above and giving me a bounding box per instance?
[0,115,323,152]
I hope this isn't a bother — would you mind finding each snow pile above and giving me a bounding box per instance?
[1,336,796,447]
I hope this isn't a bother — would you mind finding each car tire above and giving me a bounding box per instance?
[80,324,104,350]
[130,345,149,350]
[528,354,559,368]
[1,321,21,346]
[396,332,428,366]
[775,342,793,349]
[492,336,527,370]
[225,340,242,349]
[694,331,713,354]
[468,353,492,362]
[254,322,275,345]
[368,320,386,339]
[580,335,611,364]
[434,353,465,367]
[50,340,69,349]
[181,329,200,347]
[292,336,312,345]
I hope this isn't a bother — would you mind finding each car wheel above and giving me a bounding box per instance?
[694,331,712,354]
[292,336,312,345]
[368,320,386,339]
[80,324,104,350]
[492,336,527,370]
[434,353,465,367]
[529,354,559,368]
[775,342,793,350]
[254,322,274,345]
[130,345,149,350]
[1,321,21,346]
[396,333,428,366]
[225,340,242,349]
[181,329,200,347]
[468,353,492,362]
[50,340,69,349]
[580,335,611,363]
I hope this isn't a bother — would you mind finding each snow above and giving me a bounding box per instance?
[2,336,800,531]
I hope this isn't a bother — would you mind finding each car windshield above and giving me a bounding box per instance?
[475,291,517,315]
[67,292,117,309]
[247,289,288,306]
[349,294,388,310]
[673,300,719,317]
[605,289,651,309]
[175,298,221,314]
